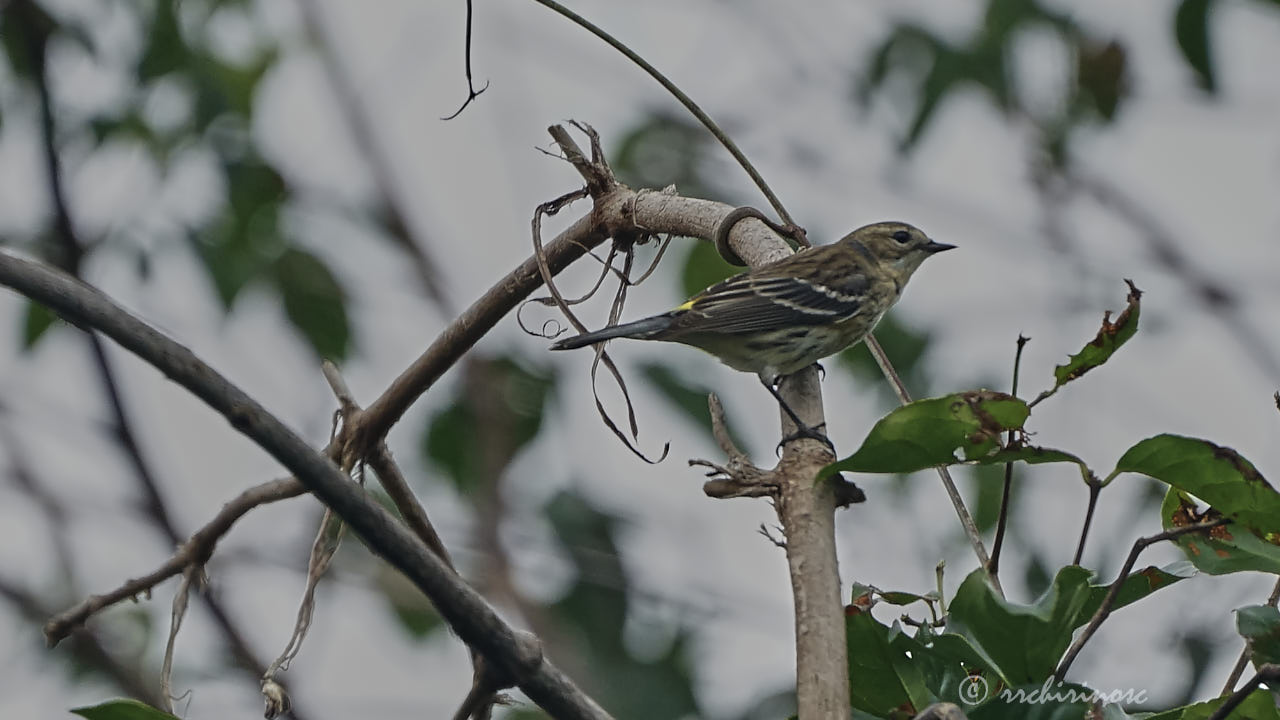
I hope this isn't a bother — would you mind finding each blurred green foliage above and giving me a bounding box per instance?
[859,0,1127,162]
[3,0,353,359]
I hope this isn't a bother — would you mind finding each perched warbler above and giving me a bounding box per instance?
[550,217,953,446]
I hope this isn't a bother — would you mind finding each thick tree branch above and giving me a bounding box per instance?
[0,251,613,720]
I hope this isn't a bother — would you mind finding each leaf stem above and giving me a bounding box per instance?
[1072,478,1102,566]
[989,335,1029,580]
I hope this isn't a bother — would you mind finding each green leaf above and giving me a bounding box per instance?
[945,563,1191,686]
[1144,688,1280,719]
[891,625,1003,709]
[1159,488,1280,575]
[878,590,937,607]
[22,300,58,350]
[71,698,181,720]
[424,401,477,494]
[1,0,55,79]
[612,113,714,200]
[640,363,742,448]
[1174,0,1216,93]
[1075,40,1128,121]
[679,239,739,301]
[191,158,288,309]
[1077,562,1195,620]
[1034,280,1141,404]
[423,357,555,495]
[375,566,443,640]
[825,392,1030,475]
[1236,605,1280,667]
[1117,434,1280,535]
[272,247,349,361]
[544,490,700,720]
[946,566,1092,683]
[137,0,188,81]
[846,612,931,718]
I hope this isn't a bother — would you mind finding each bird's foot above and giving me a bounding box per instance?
[776,422,835,456]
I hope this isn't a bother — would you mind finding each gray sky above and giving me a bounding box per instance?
[2,0,1279,718]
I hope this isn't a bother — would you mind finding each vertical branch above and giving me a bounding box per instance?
[773,364,850,717]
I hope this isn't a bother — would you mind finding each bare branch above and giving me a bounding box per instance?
[0,251,613,720]
[1055,518,1230,680]
[439,0,490,120]
[0,573,161,706]
[1208,664,1280,720]
[529,0,806,242]
[43,477,304,646]
[988,334,1029,580]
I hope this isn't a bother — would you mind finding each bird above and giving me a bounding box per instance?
[550,219,954,450]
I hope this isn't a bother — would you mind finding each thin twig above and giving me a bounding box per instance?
[865,334,1001,596]
[0,252,613,720]
[1055,518,1230,680]
[351,129,617,451]
[0,574,162,707]
[988,334,1029,579]
[326,359,498,719]
[440,0,490,120]
[529,0,806,244]
[1207,664,1280,720]
[43,478,305,646]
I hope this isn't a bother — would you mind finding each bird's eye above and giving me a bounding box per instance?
[892,230,911,244]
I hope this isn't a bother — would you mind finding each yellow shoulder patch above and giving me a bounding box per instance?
[675,298,698,311]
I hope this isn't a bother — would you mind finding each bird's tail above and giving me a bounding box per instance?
[549,314,675,350]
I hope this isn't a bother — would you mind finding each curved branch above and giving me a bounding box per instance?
[43,477,305,646]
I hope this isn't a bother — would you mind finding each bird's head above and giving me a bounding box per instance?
[839,221,954,279]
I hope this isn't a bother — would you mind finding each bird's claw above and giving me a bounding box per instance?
[776,422,835,456]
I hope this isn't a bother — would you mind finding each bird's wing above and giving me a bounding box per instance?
[672,269,871,334]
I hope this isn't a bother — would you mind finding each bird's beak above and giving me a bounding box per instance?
[922,240,956,254]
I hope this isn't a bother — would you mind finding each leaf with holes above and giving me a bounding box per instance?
[1035,280,1141,404]
[1159,489,1280,575]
